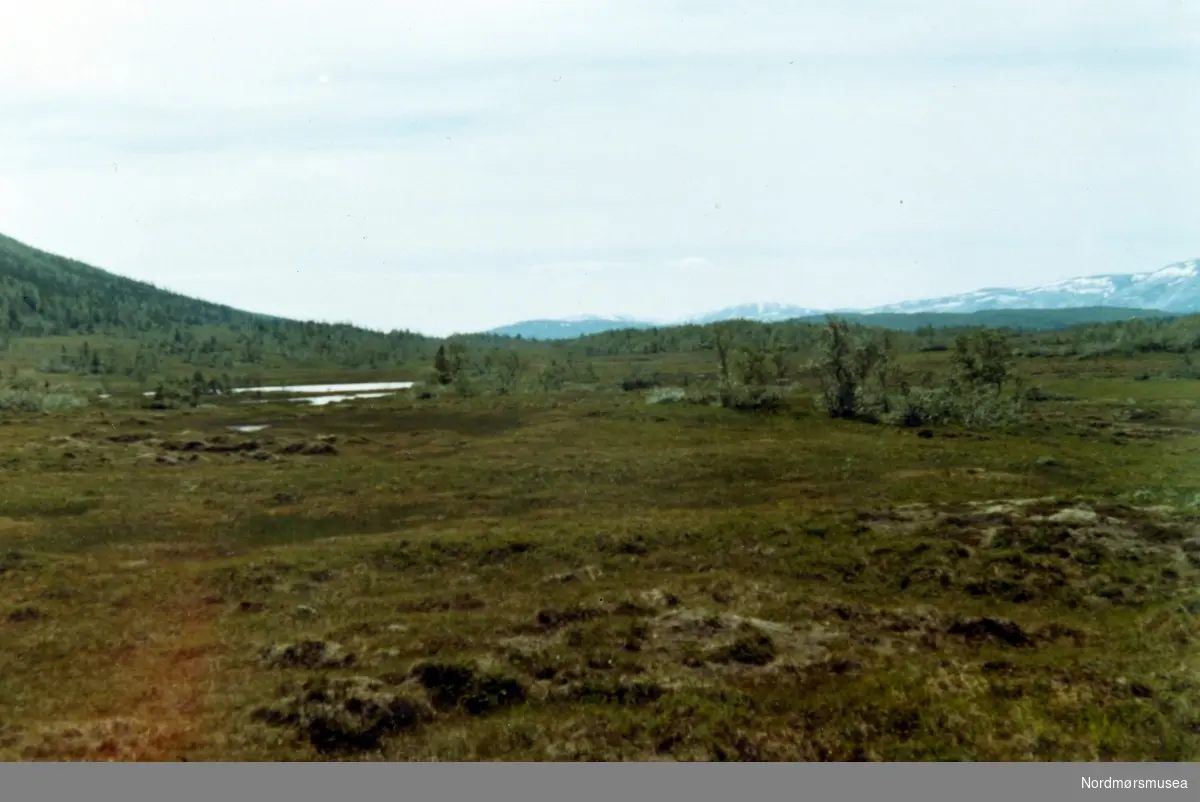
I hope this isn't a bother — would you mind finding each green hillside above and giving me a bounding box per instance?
[0,232,272,334]
[3,231,1199,396]
[0,233,445,382]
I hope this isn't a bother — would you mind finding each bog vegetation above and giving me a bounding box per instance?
[2,233,1200,761]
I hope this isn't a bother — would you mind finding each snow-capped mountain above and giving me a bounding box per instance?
[483,258,1200,339]
[559,314,660,324]
[484,305,827,338]
[485,315,661,339]
[869,260,1200,314]
[687,302,825,324]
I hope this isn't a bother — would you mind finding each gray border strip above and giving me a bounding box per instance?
[0,763,1195,802]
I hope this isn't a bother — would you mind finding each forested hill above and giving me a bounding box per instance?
[0,232,451,377]
[3,231,1197,388]
[0,232,557,382]
[1,231,300,335]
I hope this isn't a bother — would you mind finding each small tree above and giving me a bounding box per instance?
[952,330,1012,393]
[814,318,894,419]
[492,350,525,394]
[538,359,569,391]
[433,343,470,385]
[433,345,452,384]
[816,319,854,418]
[739,346,772,387]
[871,331,896,413]
[712,324,734,389]
[769,344,790,383]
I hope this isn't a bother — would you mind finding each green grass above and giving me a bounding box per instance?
[1,348,1199,761]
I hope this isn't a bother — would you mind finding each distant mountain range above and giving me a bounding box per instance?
[688,302,825,325]
[486,315,661,340]
[868,260,1200,315]
[484,259,1200,339]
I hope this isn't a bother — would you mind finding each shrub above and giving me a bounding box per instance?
[1077,342,1125,360]
[450,372,477,398]
[888,381,1025,431]
[1166,354,1200,380]
[737,347,774,387]
[958,387,1025,430]
[0,388,41,412]
[890,386,960,428]
[40,393,87,412]
[952,330,1012,393]
[0,386,89,413]
[537,360,571,391]
[492,350,527,393]
[721,385,785,413]
[433,344,469,385]
[812,319,892,419]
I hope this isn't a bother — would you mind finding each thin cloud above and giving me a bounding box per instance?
[1,2,1196,336]
[667,257,713,271]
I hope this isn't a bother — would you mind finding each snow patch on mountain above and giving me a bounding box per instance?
[869,259,1200,315]
[484,257,1200,338]
[688,302,824,324]
[560,313,658,323]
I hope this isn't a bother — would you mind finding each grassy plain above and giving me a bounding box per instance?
[2,348,1199,761]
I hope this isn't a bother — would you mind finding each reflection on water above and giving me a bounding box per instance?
[232,382,415,394]
[140,380,415,406]
[293,392,394,406]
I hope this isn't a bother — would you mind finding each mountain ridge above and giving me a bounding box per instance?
[867,259,1200,315]
[486,259,1200,339]
[2,230,1194,345]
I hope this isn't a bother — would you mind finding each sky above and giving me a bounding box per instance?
[1,1,1198,336]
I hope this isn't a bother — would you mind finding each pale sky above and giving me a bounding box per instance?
[1,1,1198,336]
